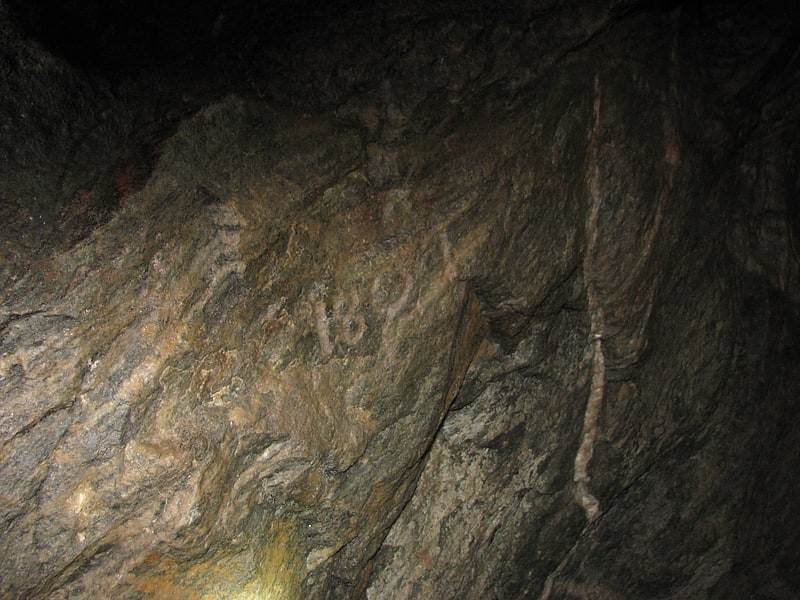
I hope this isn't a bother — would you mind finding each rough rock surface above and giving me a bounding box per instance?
[1,1,798,598]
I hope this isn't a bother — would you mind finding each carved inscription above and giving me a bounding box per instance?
[309,270,414,360]
[306,231,459,360]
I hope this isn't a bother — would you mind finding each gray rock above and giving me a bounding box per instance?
[1,1,798,598]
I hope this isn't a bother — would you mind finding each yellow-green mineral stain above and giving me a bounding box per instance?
[131,518,304,600]
[237,520,304,600]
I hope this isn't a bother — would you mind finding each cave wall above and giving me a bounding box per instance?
[1,1,799,598]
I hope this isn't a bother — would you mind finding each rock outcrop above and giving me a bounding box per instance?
[1,1,798,598]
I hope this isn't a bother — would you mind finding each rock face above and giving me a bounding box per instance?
[1,1,799,598]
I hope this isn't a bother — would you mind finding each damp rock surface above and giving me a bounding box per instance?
[1,1,799,598]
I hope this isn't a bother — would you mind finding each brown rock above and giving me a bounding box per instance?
[1,1,798,598]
